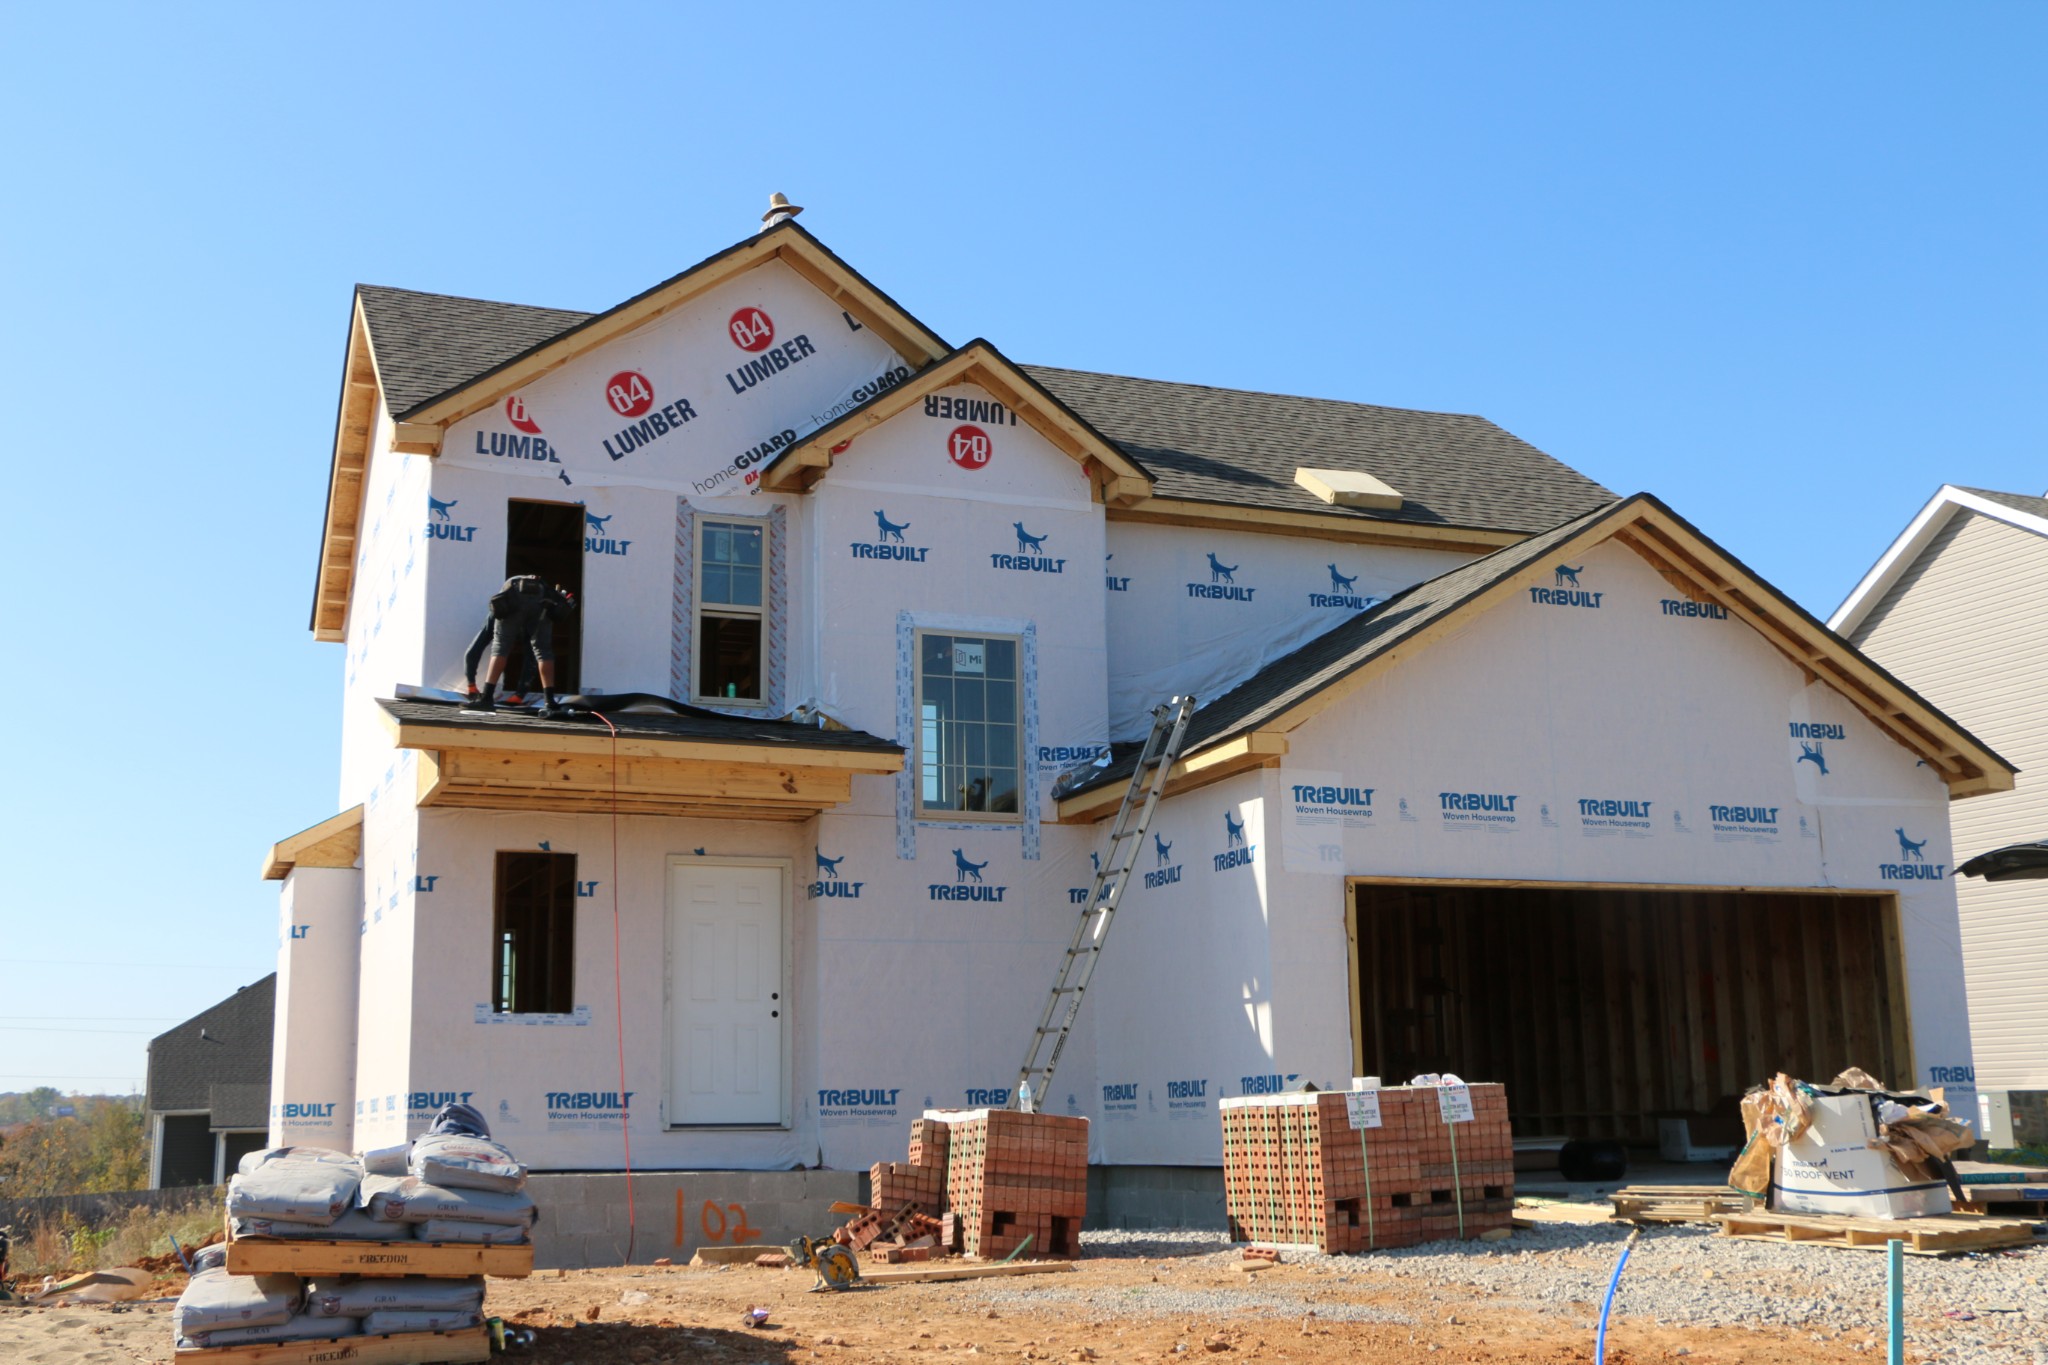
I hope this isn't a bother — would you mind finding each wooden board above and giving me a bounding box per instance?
[175,1325,490,1365]
[225,1229,531,1280]
[861,1260,1076,1285]
[1716,1211,2041,1256]
[1609,1185,1755,1223]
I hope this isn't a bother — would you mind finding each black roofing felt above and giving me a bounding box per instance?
[350,228,1615,536]
[146,975,275,1117]
[1957,486,2048,522]
[378,697,901,754]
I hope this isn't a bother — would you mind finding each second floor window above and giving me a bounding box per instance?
[696,519,766,704]
[917,632,1021,818]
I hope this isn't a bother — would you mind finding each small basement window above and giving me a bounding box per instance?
[493,851,577,1014]
[696,519,766,704]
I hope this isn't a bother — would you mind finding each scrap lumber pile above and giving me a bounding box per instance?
[841,1110,1088,1262]
[1220,1085,1513,1252]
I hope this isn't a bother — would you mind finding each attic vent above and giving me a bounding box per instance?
[1295,467,1403,510]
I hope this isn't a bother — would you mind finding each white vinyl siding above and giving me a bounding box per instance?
[1851,510,2048,1089]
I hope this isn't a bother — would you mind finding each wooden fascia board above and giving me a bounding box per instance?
[261,804,365,880]
[1108,498,1525,554]
[383,713,902,774]
[313,304,382,642]
[392,231,947,439]
[1055,732,1288,822]
[415,746,859,817]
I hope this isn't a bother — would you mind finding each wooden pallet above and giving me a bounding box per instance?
[1609,1185,1754,1223]
[175,1325,490,1364]
[224,1225,531,1280]
[1717,1210,2041,1256]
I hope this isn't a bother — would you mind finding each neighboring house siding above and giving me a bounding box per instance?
[1850,510,2048,1090]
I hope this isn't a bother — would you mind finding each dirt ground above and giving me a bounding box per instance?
[0,1241,1957,1365]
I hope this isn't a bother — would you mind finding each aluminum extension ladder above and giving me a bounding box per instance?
[1014,695,1198,1112]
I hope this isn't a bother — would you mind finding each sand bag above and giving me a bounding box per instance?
[360,1142,412,1176]
[415,1217,529,1244]
[362,1308,485,1335]
[235,1210,394,1242]
[188,1314,360,1349]
[230,1149,364,1224]
[306,1276,485,1318]
[411,1130,526,1193]
[361,1175,534,1226]
[173,1267,303,1334]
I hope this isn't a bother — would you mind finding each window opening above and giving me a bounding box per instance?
[492,850,577,1014]
[504,500,583,694]
[695,518,766,704]
[916,632,1021,818]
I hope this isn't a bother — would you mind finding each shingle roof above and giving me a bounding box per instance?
[378,697,902,755]
[146,976,275,1117]
[1022,365,1615,534]
[353,276,1615,536]
[1063,501,1614,797]
[1958,486,2048,522]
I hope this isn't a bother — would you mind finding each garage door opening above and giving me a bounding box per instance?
[1348,881,1911,1146]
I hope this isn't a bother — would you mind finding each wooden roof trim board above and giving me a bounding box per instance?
[413,747,871,821]
[1829,484,2048,637]
[761,341,1155,506]
[380,710,905,773]
[1106,497,1523,554]
[262,804,365,881]
[311,300,382,641]
[1056,494,2015,821]
[383,222,950,445]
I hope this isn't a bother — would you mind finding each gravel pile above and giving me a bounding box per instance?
[964,1225,2048,1365]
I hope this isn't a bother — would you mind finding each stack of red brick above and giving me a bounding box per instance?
[944,1109,1088,1260]
[1221,1085,1513,1252]
[869,1117,950,1214]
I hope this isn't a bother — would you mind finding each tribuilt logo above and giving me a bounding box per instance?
[809,848,864,900]
[1440,792,1518,823]
[1239,1074,1300,1095]
[930,850,1007,902]
[1188,552,1255,602]
[992,521,1064,574]
[1292,784,1373,814]
[1881,828,1945,881]
[583,509,630,558]
[1661,599,1727,620]
[1528,563,1602,609]
[1106,553,1130,592]
[426,496,476,543]
[1791,723,1843,777]
[575,879,600,898]
[1578,798,1652,819]
[601,370,699,461]
[1928,1065,1974,1085]
[412,875,439,893]
[1040,743,1111,767]
[1214,810,1256,872]
[853,508,928,563]
[408,1090,474,1112]
[276,1101,336,1119]
[1167,1079,1209,1106]
[964,1088,1012,1107]
[545,1091,633,1111]
[1102,1083,1139,1106]
[1310,564,1372,610]
[817,1088,900,1109]
[1144,832,1182,889]
[1709,804,1778,829]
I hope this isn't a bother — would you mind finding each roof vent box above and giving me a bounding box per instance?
[1294,467,1404,510]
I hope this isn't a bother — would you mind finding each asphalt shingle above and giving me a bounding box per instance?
[146,976,275,1116]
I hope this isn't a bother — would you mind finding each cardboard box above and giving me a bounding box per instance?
[1775,1092,1950,1219]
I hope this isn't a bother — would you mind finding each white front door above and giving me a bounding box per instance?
[666,860,788,1126]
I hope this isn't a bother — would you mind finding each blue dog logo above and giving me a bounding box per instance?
[429,496,458,521]
[1206,553,1238,584]
[875,509,911,543]
[1895,828,1928,861]
[585,511,612,534]
[1797,741,1829,776]
[1014,522,1049,553]
[1327,565,1358,592]
[816,850,846,879]
[1554,564,1584,588]
[953,849,988,883]
[1154,833,1174,867]
[1224,811,1246,846]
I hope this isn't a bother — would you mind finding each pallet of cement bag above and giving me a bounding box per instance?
[1609,1185,1756,1223]
[174,1325,490,1364]
[224,1222,531,1279]
[1716,1210,2043,1256]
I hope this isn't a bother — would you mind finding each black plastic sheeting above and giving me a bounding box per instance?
[1957,839,2048,881]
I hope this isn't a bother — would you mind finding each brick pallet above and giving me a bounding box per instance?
[941,1109,1088,1260]
[1220,1085,1514,1252]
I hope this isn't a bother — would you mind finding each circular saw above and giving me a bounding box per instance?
[788,1236,861,1292]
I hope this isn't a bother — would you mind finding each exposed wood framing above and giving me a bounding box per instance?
[763,342,1153,507]
[386,226,951,452]
[311,303,381,642]
[1056,731,1287,823]
[1108,498,1524,554]
[260,805,364,881]
[413,746,876,820]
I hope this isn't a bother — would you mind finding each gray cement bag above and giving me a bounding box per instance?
[362,1308,485,1335]
[359,1142,412,1176]
[361,1174,534,1226]
[305,1276,484,1318]
[237,1145,358,1177]
[173,1267,303,1333]
[229,1149,364,1224]
[235,1210,393,1241]
[186,1314,360,1349]
[411,1130,526,1193]
[415,1217,529,1244]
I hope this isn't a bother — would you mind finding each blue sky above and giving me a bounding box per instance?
[2,5,2041,1095]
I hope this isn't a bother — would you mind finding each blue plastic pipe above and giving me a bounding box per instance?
[1596,1226,1643,1365]
[1887,1237,1904,1365]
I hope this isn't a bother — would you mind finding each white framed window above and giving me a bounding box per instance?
[694,517,768,705]
[916,630,1022,820]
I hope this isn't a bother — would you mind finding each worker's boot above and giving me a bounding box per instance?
[536,691,565,720]
[463,683,497,713]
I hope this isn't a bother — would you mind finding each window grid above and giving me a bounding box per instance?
[916,632,1021,820]
[695,518,767,705]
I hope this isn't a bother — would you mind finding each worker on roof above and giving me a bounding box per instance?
[463,576,576,719]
